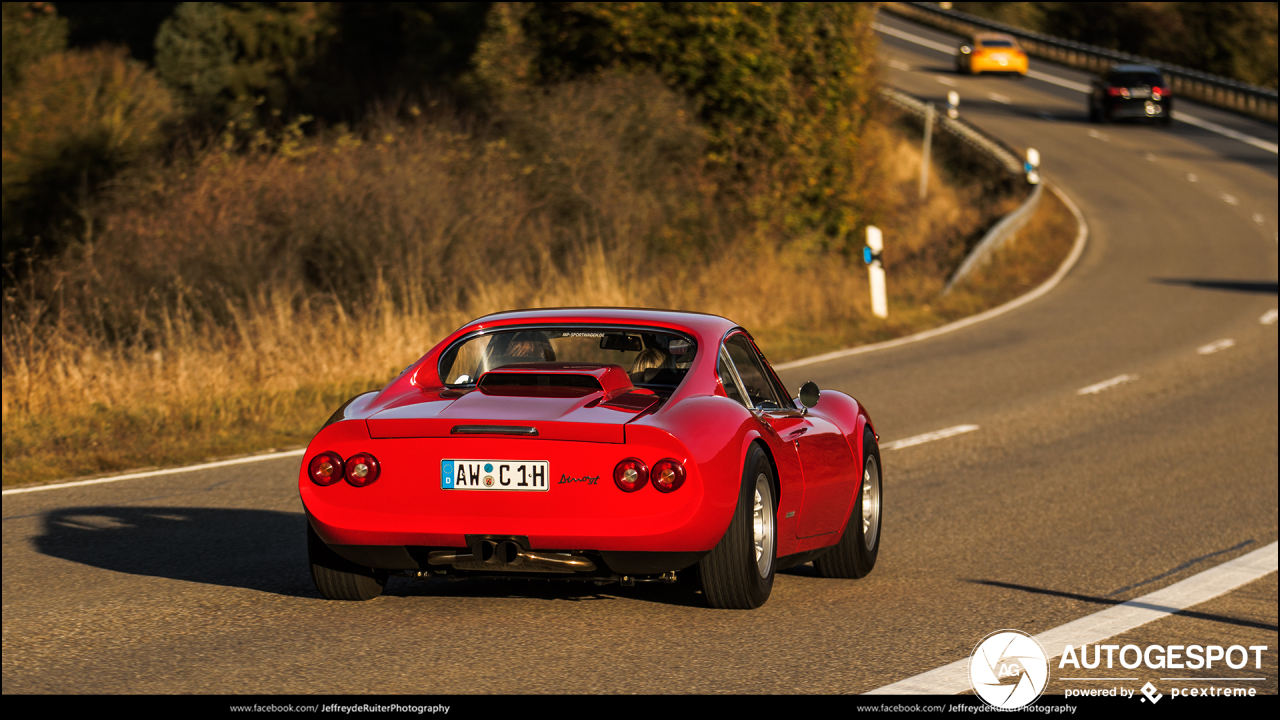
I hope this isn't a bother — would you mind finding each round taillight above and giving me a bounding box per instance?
[344,452,381,487]
[308,451,344,486]
[613,458,649,492]
[651,458,686,493]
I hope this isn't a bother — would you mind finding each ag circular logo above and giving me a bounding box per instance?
[969,630,1049,709]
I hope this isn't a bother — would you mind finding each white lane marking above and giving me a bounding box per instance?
[987,92,1011,104]
[1187,173,1199,182]
[1221,193,1239,205]
[873,20,1279,155]
[888,59,912,71]
[1254,213,1266,224]
[1088,128,1109,141]
[777,183,1089,370]
[1145,152,1157,161]
[1077,374,1138,395]
[866,541,1278,695]
[1262,309,1279,325]
[882,424,979,451]
[1197,338,1235,355]
[1,449,307,496]
[936,76,958,87]
[1174,111,1279,155]
[873,22,957,55]
[1026,69,1091,93]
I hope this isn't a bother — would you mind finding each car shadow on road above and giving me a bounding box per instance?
[394,572,708,608]
[32,505,711,606]
[1152,278,1278,295]
[34,505,320,598]
[967,579,1278,632]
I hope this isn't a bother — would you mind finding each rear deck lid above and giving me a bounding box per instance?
[367,363,659,442]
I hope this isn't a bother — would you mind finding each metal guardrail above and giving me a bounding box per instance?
[944,183,1042,294]
[878,87,1043,293]
[884,2,1278,123]
[880,87,1023,174]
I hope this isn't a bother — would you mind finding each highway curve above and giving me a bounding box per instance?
[3,13,1276,695]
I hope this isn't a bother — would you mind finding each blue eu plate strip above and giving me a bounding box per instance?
[441,460,455,489]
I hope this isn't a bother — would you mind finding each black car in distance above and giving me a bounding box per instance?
[1089,64,1173,125]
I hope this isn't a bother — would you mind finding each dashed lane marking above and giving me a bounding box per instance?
[1197,338,1236,355]
[1187,173,1198,182]
[936,76,958,87]
[1261,309,1278,325]
[882,424,980,451]
[1221,193,1239,205]
[1077,374,1138,395]
[872,22,957,55]
[1025,69,1090,93]
[888,59,912,71]
[987,92,1011,104]
[1088,129,1110,141]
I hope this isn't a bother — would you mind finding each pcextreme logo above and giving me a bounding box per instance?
[969,630,1050,709]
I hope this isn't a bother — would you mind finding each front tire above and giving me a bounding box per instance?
[308,521,388,601]
[814,429,882,578]
[698,444,776,609]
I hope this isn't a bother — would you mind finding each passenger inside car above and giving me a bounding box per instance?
[630,347,671,384]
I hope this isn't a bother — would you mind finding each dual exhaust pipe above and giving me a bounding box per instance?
[427,540,596,573]
[472,539,524,566]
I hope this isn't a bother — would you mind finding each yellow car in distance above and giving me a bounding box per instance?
[956,33,1028,76]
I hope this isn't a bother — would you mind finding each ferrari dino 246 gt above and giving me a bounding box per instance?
[300,308,882,609]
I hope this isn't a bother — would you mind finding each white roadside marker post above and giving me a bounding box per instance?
[919,102,935,200]
[864,225,888,319]
[946,90,959,119]
[1024,147,1041,185]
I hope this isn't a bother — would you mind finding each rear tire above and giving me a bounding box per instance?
[308,521,388,601]
[814,429,882,579]
[698,444,776,609]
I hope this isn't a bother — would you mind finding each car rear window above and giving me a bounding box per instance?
[980,39,1015,48]
[1108,72,1164,87]
[438,326,697,390]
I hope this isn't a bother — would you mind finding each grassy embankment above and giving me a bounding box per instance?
[1,83,1076,487]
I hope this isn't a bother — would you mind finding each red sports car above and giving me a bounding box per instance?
[300,308,881,609]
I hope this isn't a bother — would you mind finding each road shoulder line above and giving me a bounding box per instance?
[865,541,1279,694]
[2,449,307,496]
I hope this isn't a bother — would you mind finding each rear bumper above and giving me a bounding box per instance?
[299,427,736,556]
[972,55,1027,74]
[1104,98,1169,117]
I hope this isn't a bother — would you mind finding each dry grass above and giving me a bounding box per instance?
[1,83,1076,486]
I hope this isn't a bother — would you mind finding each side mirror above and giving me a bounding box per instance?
[798,381,820,409]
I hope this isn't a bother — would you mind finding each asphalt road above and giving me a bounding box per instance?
[4,14,1276,696]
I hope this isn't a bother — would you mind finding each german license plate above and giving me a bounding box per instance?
[442,460,549,491]
[1129,88,1151,98]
